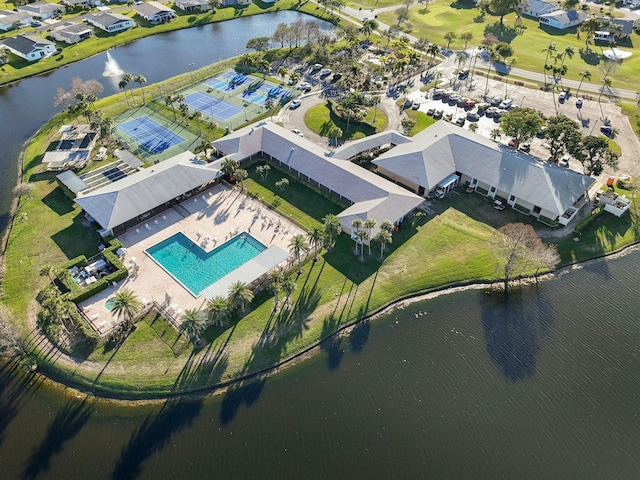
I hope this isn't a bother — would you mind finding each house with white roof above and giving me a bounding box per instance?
[85,12,134,32]
[134,1,175,24]
[0,10,33,31]
[372,122,595,226]
[2,34,56,61]
[17,2,64,19]
[519,0,558,18]
[213,121,424,239]
[75,151,222,236]
[174,0,211,12]
[50,22,94,44]
[539,9,589,30]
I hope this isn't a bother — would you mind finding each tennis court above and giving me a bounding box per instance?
[243,82,293,105]
[204,72,248,92]
[185,92,243,121]
[117,116,185,154]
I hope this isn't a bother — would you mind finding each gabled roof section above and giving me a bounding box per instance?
[213,122,423,226]
[540,9,588,24]
[332,130,412,160]
[75,151,221,231]
[135,1,175,15]
[3,34,53,54]
[85,12,131,27]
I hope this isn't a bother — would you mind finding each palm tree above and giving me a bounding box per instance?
[375,229,392,259]
[307,224,325,261]
[364,218,376,255]
[490,128,501,141]
[282,276,297,310]
[426,43,440,68]
[460,32,473,51]
[268,269,284,311]
[264,98,275,120]
[119,79,130,107]
[277,65,288,84]
[351,218,363,254]
[505,57,517,98]
[233,168,248,190]
[329,126,343,148]
[164,94,178,120]
[257,58,270,78]
[288,234,309,274]
[206,296,230,327]
[221,157,239,178]
[256,164,271,180]
[323,214,342,250]
[444,31,457,50]
[484,50,498,97]
[134,74,147,104]
[289,71,301,85]
[598,76,612,115]
[576,70,591,97]
[180,309,205,344]
[227,281,253,312]
[110,289,141,329]
[542,42,556,88]
[360,19,378,41]
[455,52,467,86]
[356,230,368,260]
[380,220,394,233]
[122,72,135,105]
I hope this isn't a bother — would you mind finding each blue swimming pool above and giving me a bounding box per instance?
[146,232,266,296]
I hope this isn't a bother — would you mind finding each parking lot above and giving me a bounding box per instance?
[404,67,640,179]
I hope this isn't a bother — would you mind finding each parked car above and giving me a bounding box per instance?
[576,97,583,108]
[297,82,311,90]
[411,101,420,110]
[485,106,500,117]
[499,99,513,109]
[426,108,435,116]
[454,116,465,126]
[404,99,412,108]
[490,97,503,106]
[332,72,343,81]
[600,125,613,136]
[466,112,480,122]
[559,91,567,102]
[458,97,470,106]
[433,109,444,119]
[443,90,455,99]
[443,113,453,122]
[537,126,548,138]
[311,63,323,71]
[433,88,445,98]
[291,128,304,137]
[320,68,332,77]
[458,68,470,80]
[289,100,302,110]
[519,142,531,153]
[476,102,490,112]
[463,98,476,108]
[508,138,517,148]
[449,94,462,103]
[558,155,570,167]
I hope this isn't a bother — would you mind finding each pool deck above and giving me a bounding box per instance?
[78,183,305,336]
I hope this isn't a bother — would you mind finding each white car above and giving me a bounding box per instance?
[559,91,567,102]
[289,100,302,110]
[320,68,332,77]
[291,128,304,137]
[576,97,583,108]
[499,99,513,109]
[297,82,311,91]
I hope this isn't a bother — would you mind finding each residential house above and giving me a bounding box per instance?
[174,0,211,12]
[85,12,135,32]
[519,0,557,19]
[0,10,33,31]
[220,0,251,5]
[17,2,64,19]
[50,21,94,44]
[213,121,424,238]
[538,9,589,30]
[372,122,594,226]
[596,18,636,39]
[2,33,56,61]
[134,1,175,24]
[60,0,99,8]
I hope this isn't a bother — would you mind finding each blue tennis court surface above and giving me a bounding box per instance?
[117,116,185,154]
[204,72,248,92]
[185,92,243,121]
[243,82,293,105]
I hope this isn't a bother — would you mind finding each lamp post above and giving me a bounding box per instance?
[188,62,195,82]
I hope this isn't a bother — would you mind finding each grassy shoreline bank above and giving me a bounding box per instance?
[2,54,640,400]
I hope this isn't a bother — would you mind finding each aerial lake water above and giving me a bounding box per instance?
[1,10,640,480]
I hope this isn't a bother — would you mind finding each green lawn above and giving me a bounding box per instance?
[404,108,437,135]
[378,4,640,92]
[304,101,389,141]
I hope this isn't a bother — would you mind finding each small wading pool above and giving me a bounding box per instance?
[146,232,267,295]
[105,298,116,311]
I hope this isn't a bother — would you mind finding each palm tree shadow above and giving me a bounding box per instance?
[112,398,203,480]
[218,378,266,426]
[23,398,94,480]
